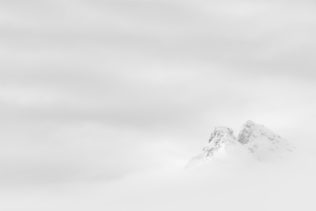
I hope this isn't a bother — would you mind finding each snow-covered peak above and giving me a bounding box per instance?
[189,121,293,165]
[202,127,236,157]
[238,120,281,144]
[237,120,293,160]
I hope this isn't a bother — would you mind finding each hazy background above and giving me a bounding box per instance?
[0,0,316,210]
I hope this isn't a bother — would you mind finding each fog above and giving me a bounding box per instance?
[0,0,316,210]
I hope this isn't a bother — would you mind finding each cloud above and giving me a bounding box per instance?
[0,1,315,205]
[1,149,316,211]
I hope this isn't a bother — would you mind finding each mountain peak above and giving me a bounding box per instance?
[189,121,293,165]
[202,127,236,157]
[237,121,292,160]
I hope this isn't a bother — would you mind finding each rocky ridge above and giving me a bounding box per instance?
[192,120,293,163]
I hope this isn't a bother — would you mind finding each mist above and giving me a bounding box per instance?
[0,0,316,210]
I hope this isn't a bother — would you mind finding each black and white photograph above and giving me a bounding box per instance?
[0,0,316,210]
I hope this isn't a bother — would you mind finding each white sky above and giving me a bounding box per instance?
[0,0,316,210]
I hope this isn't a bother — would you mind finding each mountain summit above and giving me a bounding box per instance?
[202,127,236,157]
[237,120,293,160]
[189,121,293,165]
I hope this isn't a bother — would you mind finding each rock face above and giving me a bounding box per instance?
[238,120,257,144]
[237,120,293,160]
[191,120,293,163]
[202,127,236,157]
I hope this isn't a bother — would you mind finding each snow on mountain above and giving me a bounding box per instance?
[238,120,293,160]
[202,127,237,157]
[189,120,293,165]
